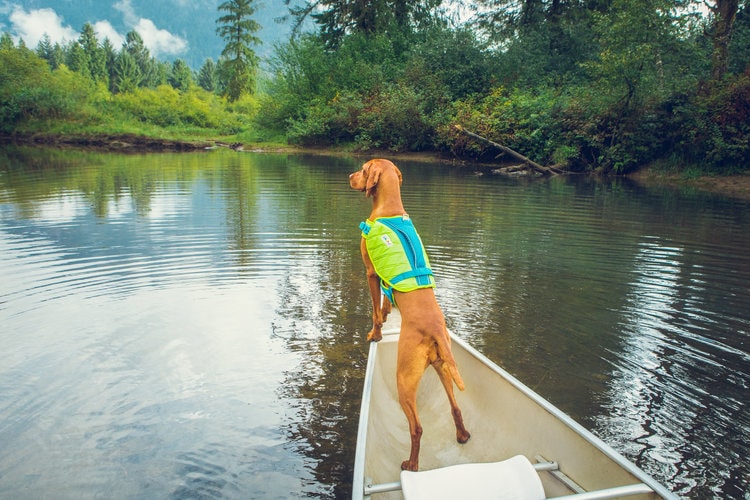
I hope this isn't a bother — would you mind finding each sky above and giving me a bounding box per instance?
[0,1,474,67]
[0,0,291,67]
[2,1,183,56]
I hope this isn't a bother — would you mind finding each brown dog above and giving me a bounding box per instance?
[349,159,470,471]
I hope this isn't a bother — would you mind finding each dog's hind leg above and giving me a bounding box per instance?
[397,388,423,471]
[432,359,471,444]
[396,358,425,472]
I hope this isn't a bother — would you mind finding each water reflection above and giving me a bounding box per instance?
[600,238,750,497]
[1,147,749,498]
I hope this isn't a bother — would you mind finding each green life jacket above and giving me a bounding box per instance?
[359,215,435,304]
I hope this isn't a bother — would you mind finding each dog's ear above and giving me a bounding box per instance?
[365,161,382,197]
[394,165,402,186]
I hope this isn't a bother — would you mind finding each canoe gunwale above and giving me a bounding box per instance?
[448,334,677,500]
[352,337,380,499]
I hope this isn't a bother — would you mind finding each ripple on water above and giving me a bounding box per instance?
[2,156,750,498]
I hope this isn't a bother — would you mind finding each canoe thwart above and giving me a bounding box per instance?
[400,455,545,499]
[363,458,654,500]
[364,460,559,498]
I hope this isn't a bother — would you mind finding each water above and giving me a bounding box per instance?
[1,147,748,498]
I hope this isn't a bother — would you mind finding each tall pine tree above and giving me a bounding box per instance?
[216,0,262,101]
[79,23,108,83]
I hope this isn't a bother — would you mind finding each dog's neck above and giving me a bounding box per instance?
[369,170,406,220]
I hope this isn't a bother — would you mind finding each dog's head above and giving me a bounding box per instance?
[349,159,402,197]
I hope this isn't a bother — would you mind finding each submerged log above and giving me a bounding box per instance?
[454,125,563,176]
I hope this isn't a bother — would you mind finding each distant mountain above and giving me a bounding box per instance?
[0,0,296,69]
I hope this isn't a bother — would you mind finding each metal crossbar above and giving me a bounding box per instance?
[549,483,654,499]
[363,460,655,499]
[364,461,558,496]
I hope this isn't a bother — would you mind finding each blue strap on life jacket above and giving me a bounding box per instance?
[375,216,433,287]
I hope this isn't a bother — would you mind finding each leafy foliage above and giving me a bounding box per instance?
[262,19,498,151]
[0,44,96,132]
[665,71,750,170]
[1,0,749,173]
[287,0,443,49]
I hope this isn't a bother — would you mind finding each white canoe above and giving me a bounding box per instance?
[352,310,677,500]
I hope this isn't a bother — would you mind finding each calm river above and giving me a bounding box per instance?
[1,147,748,499]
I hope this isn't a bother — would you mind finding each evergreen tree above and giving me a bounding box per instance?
[50,42,66,70]
[124,30,158,87]
[153,60,171,87]
[0,32,13,50]
[36,34,53,64]
[113,50,142,93]
[79,23,108,83]
[169,59,194,90]
[216,0,262,100]
[102,38,118,92]
[197,58,219,92]
[67,42,90,76]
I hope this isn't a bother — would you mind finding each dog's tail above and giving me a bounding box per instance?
[436,336,465,391]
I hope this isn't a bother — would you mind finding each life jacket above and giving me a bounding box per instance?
[359,215,435,304]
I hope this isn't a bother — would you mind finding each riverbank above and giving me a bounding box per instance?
[3,132,749,201]
[0,132,212,152]
[627,166,750,201]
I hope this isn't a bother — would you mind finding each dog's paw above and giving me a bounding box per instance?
[457,429,471,444]
[366,328,383,342]
[401,460,418,472]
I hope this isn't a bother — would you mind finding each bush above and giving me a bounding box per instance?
[111,85,244,133]
[0,48,95,131]
[357,84,436,151]
[661,73,750,171]
[267,30,450,150]
[113,86,182,126]
[447,87,573,165]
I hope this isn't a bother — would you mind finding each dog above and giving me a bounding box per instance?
[349,158,470,472]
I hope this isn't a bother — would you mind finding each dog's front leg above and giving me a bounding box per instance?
[361,239,384,342]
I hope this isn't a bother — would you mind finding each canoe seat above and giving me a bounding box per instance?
[400,454,546,500]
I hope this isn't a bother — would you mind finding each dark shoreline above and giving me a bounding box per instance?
[0,132,212,152]
[3,132,750,201]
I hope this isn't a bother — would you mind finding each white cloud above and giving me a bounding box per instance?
[134,18,187,56]
[113,0,138,27]
[4,1,186,57]
[9,5,78,46]
[93,20,125,48]
[114,0,187,57]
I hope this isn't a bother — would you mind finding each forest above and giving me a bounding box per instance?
[1,0,749,174]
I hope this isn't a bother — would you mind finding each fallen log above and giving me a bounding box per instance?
[454,125,563,176]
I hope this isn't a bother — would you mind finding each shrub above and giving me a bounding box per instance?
[446,87,572,165]
[110,85,244,133]
[0,48,95,131]
[662,72,750,171]
[357,84,435,151]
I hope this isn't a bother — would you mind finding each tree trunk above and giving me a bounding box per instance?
[454,125,563,175]
[709,0,739,82]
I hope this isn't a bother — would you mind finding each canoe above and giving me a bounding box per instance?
[352,309,677,500]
